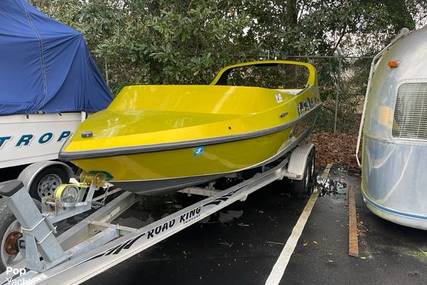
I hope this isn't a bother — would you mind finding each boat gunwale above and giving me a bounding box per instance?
[108,85,307,116]
[59,103,321,160]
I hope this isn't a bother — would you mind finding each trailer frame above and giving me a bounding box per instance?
[0,143,315,285]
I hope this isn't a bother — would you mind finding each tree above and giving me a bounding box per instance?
[30,0,426,132]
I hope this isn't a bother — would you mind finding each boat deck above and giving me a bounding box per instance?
[88,110,240,136]
[82,165,427,285]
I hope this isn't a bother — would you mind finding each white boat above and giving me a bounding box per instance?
[0,113,90,200]
[0,113,84,169]
[0,0,112,199]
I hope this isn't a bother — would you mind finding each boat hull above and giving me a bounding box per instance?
[112,128,311,194]
[70,110,317,194]
[61,61,321,195]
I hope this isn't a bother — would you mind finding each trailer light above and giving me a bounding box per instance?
[387,60,399,69]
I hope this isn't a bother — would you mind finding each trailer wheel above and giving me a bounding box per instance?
[29,166,69,200]
[0,199,22,271]
[291,148,315,198]
[0,198,42,272]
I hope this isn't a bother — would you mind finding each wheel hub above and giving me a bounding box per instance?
[37,174,61,198]
[4,231,22,255]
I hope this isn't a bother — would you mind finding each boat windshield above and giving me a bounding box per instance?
[214,63,309,91]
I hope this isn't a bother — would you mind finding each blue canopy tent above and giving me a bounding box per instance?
[0,0,112,115]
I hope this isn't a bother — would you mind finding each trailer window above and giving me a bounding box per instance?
[393,83,427,140]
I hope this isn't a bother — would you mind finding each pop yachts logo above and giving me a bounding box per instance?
[0,131,72,149]
[2,267,38,285]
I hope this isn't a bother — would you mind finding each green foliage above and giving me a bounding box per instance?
[34,0,253,92]
[31,0,426,131]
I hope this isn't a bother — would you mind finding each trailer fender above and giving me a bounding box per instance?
[286,143,315,180]
[17,161,74,192]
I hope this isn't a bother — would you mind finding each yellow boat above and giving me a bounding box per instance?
[60,60,321,194]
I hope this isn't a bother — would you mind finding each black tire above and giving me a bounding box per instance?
[29,166,69,200]
[307,149,316,192]
[290,148,316,198]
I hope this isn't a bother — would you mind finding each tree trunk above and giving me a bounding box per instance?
[284,0,299,55]
[286,0,298,27]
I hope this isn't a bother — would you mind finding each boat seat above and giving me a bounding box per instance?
[0,180,24,197]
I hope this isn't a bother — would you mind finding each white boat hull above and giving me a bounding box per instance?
[0,113,82,169]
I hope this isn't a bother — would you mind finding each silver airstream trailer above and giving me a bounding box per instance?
[356,26,427,230]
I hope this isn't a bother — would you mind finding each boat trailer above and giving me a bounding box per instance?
[0,144,315,285]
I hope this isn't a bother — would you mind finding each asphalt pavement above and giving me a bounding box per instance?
[85,166,427,285]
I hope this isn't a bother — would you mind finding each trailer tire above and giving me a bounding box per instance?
[29,166,69,201]
[290,148,315,198]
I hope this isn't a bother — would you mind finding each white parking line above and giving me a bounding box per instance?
[265,191,319,285]
[265,164,332,285]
